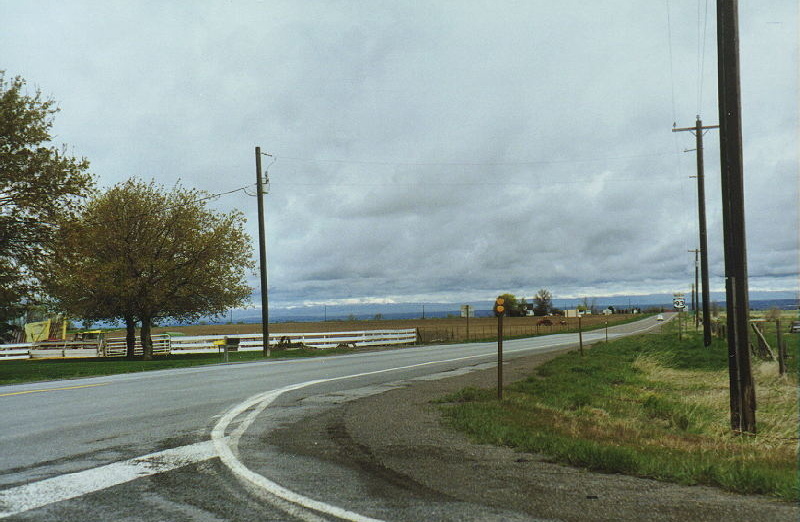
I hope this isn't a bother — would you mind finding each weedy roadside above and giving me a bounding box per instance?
[439,323,799,501]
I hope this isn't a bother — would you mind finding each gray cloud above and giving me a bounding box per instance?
[2,0,796,309]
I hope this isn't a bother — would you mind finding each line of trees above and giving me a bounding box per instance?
[1,73,255,358]
[494,289,555,317]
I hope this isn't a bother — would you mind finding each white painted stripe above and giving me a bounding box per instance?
[0,322,654,519]
[0,440,217,519]
[212,352,539,522]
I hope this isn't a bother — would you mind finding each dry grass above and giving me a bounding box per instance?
[103,313,639,343]
[440,324,799,499]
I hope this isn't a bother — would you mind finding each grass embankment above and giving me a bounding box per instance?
[0,346,358,385]
[438,319,799,500]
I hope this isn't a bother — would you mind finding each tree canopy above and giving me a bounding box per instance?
[0,72,93,340]
[496,293,528,317]
[40,179,254,358]
[533,288,553,316]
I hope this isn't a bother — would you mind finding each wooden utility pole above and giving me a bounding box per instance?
[716,0,756,433]
[255,146,270,357]
[673,120,716,347]
[688,249,700,329]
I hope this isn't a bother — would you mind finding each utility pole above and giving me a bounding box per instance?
[688,249,700,329]
[716,0,756,434]
[255,146,270,357]
[673,119,716,347]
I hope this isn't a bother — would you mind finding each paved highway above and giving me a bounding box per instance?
[0,315,667,520]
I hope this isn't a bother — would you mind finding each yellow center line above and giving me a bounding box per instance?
[0,382,109,397]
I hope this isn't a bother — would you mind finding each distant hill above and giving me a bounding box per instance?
[197,295,798,326]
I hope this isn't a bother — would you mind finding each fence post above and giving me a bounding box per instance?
[776,320,786,376]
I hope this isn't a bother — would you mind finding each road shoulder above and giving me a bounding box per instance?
[266,348,798,521]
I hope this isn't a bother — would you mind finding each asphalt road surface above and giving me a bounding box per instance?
[0,314,693,521]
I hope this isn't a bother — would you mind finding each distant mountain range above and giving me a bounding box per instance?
[210,291,798,326]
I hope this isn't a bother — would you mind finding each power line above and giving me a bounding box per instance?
[699,0,710,115]
[665,0,678,125]
[270,175,680,188]
[54,183,257,228]
[275,151,679,168]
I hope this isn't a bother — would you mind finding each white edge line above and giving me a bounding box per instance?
[0,322,656,519]
[211,322,662,520]
[211,355,498,522]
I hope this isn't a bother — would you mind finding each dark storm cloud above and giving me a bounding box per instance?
[1,0,796,309]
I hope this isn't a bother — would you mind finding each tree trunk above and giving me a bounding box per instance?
[141,315,153,360]
[125,316,136,360]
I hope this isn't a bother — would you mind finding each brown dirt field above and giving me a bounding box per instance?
[106,314,637,343]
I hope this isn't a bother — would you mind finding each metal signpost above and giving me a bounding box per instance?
[493,297,505,400]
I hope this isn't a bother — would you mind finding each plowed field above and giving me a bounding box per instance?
[108,314,639,343]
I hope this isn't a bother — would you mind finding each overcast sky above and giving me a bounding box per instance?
[2,1,797,310]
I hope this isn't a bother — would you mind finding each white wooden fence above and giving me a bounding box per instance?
[0,343,32,360]
[103,334,171,357]
[169,329,418,353]
[0,329,418,360]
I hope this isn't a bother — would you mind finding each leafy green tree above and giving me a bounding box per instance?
[0,72,93,339]
[533,288,553,316]
[496,293,527,317]
[40,179,254,359]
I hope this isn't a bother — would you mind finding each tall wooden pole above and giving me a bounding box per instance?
[673,119,716,347]
[255,147,270,357]
[716,0,755,433]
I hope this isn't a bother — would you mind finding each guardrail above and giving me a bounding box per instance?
[0,329,418,360]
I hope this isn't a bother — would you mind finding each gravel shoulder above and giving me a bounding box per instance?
[269,346,799,521]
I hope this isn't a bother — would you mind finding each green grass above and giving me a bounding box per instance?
[0,346,358,385]
[439,320,799,501]
[462,313,656,344]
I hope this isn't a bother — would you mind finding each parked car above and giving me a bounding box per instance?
[790,321,800,333]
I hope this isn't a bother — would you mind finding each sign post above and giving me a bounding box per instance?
[494,297,505,400]
[673,293,686,341]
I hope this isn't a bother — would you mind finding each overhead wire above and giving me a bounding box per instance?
[52,182,258,228]
[699,0,710,116]
[276,150,678,168]
[665,0,679,125]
